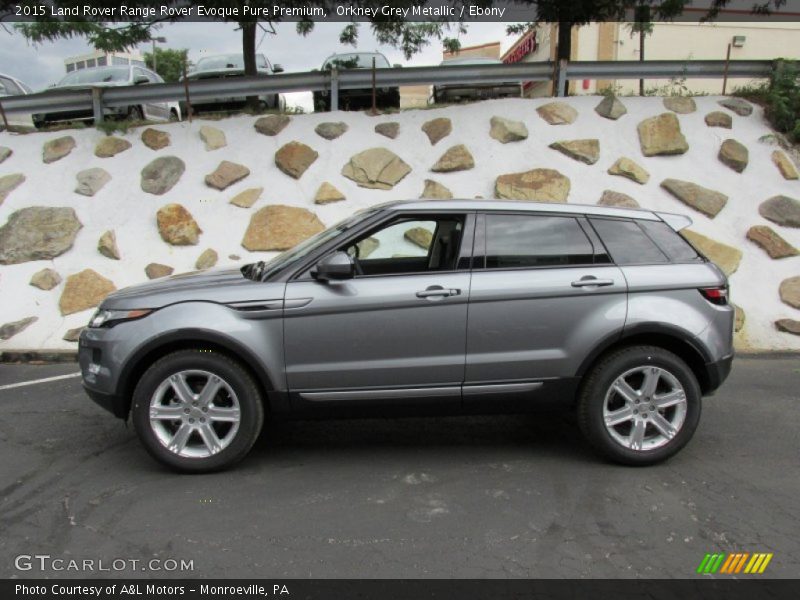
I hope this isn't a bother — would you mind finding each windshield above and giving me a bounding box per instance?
[243,209,379,281]
[323,53,390,70]
[195,54,268,71]
[58,67,130,85]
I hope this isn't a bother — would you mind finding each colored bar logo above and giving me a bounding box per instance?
[697,552,773,574]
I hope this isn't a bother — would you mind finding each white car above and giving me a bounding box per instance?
[32,65,180,128]
[0,72,35,129]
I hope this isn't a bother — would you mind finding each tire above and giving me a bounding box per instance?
[577,345,701,466]
[169,109,179,122]
[128,105,144,121]
[131,349,265,473]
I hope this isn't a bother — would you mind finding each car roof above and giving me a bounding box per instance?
[373,199,692,229]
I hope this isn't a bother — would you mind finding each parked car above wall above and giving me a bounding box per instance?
[432,57,522,104]
[32,65,179,128]
[313,52,401,112]
[0,71,36,129]
[181,53,284,113]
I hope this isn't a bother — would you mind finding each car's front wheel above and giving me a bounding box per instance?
[131,350,264,472]
[577,345,701,466]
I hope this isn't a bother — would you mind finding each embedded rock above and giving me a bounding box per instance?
[75,168,111,196]
[199,125,227,151]
[405,227,433,249]
[375,122,400,139]
[195,248,218,270]
[141,128,170,150]
[420,179,453,199]
[58,269,116,316]
[495,169,570,203]
[341,147,411,190]
[0,173,25,205]
[0,207,82,265]
[719,97,753,116]
[598,190,639,208]
[94,136,131,158]
[242,205,325,251]
[98,230,120,260]
[594,95,627,120]
[43,136,76,163]
[608,157,649,184]
[315,122,348,140]
[205,160,250,190]
[145,263,174,279]
[663,96,696,114]
[63,327,85,342]
[0,316,37,340]
[230,187,263,208]
[156,203,202,245]
[314,182,346,204]
[489,116,528,143]
[421,118,451,145]
[431,144,474,172]
[536,102,577,125]
[0,146,11,164]
[779,276,800,309]
[718,139,749,173]
[733,304,745,333]
[772,151,799,180]
[29,268,61,290]
[637,113,689,156]
[661,179,727,218]
[141,156,185,195]
[254,114,291,136]
[357,237,379,258]
[682,230,742,275]
[705,111,732,128]
[275,141,318,179]
[228,254,240,261]
[549,139,600,165]
[758,195,800,228]
[775,319,800,335]
[746,225,799,259]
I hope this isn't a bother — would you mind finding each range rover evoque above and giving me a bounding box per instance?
[80,200,734,472]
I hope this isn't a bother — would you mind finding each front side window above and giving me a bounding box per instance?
[343,215,465,277]
[483,214,595,269]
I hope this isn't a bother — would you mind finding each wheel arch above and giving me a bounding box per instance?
[576,324,714,395]
[117,329,277,418]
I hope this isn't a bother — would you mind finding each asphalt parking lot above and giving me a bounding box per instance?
[0,356,798,579]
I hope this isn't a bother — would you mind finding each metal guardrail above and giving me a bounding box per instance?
[0,59,775,122]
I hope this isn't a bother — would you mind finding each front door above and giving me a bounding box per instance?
[283,212,473,405]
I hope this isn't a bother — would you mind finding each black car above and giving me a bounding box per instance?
[313,52,400,112]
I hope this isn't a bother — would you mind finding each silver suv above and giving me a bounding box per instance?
[79,201,734,472]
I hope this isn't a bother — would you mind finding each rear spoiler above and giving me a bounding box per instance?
[655,211,693,231]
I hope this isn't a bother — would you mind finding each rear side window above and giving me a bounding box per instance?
[485,215,594,268]
[639,220,701,262]
[590,218,668,265]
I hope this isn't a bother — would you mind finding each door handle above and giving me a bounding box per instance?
[571,278,614,288]
[416,287,461,298]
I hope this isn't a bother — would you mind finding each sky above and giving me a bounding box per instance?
[0,21,512,111]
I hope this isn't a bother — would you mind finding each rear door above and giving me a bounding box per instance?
[465,212,627,396]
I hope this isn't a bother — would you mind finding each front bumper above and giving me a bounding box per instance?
[79,327,129,419]
[83,384,128,419]
[703,353,734,395]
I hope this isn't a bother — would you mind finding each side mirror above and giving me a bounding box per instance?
[272,64,284,73]
[133,75,149,85]
[312,251,354,282]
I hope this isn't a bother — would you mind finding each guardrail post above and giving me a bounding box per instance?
[0,100,9,131]
[331,68,339,112]
[91,87,104,124]
[556,59,568,97]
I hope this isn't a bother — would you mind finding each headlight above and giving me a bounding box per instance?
[88,308,152,328]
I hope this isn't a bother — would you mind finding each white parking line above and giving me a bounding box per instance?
[0,372,82,391]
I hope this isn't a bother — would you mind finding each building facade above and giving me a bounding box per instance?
[64,51,145,73]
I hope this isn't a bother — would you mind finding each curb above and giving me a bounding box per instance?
[1,350,79,363]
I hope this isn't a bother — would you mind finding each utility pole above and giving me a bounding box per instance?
[151,36,167,74]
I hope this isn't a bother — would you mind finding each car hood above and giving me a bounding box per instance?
[50,81,129,91]
[101,267,285,310]
[185,68,270,79]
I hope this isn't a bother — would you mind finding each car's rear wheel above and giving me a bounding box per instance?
[577,345,701,466]
[131,350,264,472]
[128,105,144,121]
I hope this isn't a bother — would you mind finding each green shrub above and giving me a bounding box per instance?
[765,60,800,143]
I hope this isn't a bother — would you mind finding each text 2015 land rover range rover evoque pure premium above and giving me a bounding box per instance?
[80,200,734,472]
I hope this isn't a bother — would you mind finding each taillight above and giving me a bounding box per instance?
[699,286,729,306]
